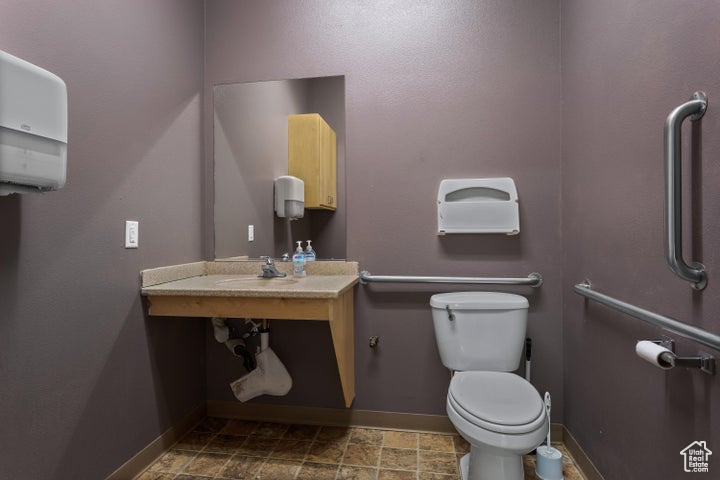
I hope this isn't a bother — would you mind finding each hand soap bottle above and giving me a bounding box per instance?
[292,241,306,277]
[304,240,316,262]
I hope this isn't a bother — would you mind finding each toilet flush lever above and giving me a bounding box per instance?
[445,305,455,321]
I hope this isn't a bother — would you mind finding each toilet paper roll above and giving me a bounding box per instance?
[635,341,674,369]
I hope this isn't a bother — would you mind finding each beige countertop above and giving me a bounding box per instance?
[141,260,359,299]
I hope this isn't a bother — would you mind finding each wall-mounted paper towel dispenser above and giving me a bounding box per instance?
[0,50,68,196]
[437,178,519,235]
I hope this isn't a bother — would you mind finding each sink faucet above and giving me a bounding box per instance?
[259,257,287,278]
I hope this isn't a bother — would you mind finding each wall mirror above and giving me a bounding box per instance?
[213,76,346,260]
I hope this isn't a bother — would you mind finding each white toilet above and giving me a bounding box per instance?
[430,292,548,480]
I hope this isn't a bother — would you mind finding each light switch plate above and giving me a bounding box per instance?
[125,220,139,248]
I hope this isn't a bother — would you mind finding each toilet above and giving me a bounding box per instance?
[430,292,548,480]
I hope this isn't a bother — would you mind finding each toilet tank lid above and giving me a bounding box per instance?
[430,292,528,310]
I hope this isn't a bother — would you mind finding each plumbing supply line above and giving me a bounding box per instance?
[359,271,543,287]
[574,281,720,352]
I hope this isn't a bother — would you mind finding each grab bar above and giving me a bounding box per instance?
[359,271,543,287]
[664,91,708,290]
[574,280,720,351]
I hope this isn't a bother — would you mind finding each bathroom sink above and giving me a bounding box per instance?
[214,276,297,288]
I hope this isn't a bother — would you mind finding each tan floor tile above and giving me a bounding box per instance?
[418,473,459,480]
[220,420,258,436]
[563,467,586,480]
[148,449,196,473]
[378,469,417,480]
[337,465,379,480]
[316,425,352,443]
[306,441,345,464]
[349,427,385,445]
[418,451,458,475]
[419,433,455,452]
[257,458,302,480]
[135,472,175,480]
[140,418,589,480]
[380,447,418,470]
[284,424,321,440]
[253,422,289,438]
[451,435,470,454]
[204,434,248,453]
[218,454,265,479]
[235,436,279,457]
[181,452,231,477]
[296,462,339,480]
[269,438,312,460]
[343,444,382,466]
[175,431,214,451]
[194,417,228,433]
[523,454,537,476]
[384,431,419,449]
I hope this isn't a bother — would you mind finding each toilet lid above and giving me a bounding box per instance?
[448,372,546,434]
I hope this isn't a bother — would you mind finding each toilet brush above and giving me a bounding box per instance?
[536,392,564,480]
[545,392,551,447]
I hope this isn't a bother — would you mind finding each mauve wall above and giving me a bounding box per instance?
[562,1,720,478]
[204,1,563,416]
[0,1,205,478]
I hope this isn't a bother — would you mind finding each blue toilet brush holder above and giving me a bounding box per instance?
[536,445,564,480]
[536,392,563,480]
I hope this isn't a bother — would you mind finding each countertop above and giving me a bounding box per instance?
[141,260,359,299]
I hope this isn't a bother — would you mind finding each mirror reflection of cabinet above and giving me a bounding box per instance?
[289,113,337,211]
[213,76,346,260]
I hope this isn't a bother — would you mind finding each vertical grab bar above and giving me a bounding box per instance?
[664,91,708,290]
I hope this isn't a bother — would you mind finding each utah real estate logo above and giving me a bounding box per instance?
[680,441,712,473]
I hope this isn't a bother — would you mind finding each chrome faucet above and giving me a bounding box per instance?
[259,257,287,278]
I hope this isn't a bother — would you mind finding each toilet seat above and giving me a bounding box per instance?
[448,371,546,435]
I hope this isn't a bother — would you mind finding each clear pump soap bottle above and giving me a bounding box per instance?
[304,240,316,262]
[292,241,306,277]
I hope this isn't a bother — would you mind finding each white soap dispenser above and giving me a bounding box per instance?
[304,240,316,262]
[274,176,305,219]
[292,241,306,277]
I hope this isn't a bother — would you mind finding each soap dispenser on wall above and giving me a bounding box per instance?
[274,175,304,219]
[0,50,68,196]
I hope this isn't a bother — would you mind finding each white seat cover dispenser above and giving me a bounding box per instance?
[450,371,544,426]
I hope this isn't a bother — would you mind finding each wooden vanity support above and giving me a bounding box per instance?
[141,261,357,408]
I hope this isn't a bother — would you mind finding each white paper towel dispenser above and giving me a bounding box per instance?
[437,178,519,235]
[0,50,68,195]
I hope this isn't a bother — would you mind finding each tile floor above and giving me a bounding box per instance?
[136,417,586,480]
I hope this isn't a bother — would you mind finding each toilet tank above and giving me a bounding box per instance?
[430,292,529,372]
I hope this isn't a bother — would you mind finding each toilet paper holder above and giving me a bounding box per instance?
[644,339,715,375]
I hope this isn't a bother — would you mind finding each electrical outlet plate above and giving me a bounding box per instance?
[125,220,139,248]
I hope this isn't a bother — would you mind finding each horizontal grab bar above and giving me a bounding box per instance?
[574,281,720,352]
[359,271,543,287]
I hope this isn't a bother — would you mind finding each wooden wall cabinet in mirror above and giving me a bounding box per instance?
[289,113,337,210]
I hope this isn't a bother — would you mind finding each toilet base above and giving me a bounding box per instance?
[459,453,469,480]
[460,445,525,480]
